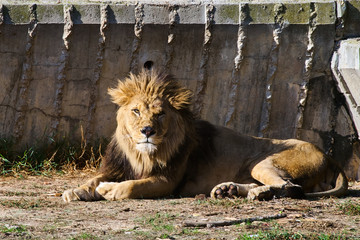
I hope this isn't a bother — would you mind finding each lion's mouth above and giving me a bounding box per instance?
[137,140,156,145]
[136,141,157,153]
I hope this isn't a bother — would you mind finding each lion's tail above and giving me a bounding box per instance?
[304,169,348,198]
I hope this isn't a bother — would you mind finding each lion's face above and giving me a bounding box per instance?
[108,71,192,157]
[119,96,173,154]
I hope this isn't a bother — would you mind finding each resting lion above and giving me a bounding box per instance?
[62,71,348,202]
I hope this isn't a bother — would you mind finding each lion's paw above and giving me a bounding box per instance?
[96,182,128,201]
[62,187,103,202]
[247,182,305,200]
[62,189,80,202]
[62,188,95,202]
[210,182,240,199]
[277,182,305,199]
[247,186,274,200]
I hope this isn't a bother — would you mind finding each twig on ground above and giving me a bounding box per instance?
[183,213,287,228]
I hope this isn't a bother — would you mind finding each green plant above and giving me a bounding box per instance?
[133,230,153,238]
[70,233,99,240]
[0,224,27,234]
[135,212,177,238]
[195,197,248,207]
[338,200,360,216]
[147,212,176,231]
[237,230,349,240]
[0,132,108,176]
[179,228,208,237]
[0,198,56,209]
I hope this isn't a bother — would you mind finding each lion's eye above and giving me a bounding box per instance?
[132,109,140,115]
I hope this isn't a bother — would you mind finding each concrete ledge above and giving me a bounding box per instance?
[37,5,64,24]
[108,5,136,24]
[71,5,100,24]
[0,1,337,25]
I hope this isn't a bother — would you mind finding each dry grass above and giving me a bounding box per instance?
[0,127,106,177]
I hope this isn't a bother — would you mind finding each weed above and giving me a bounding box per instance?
[169,200,180,205]
[195,198,248,207]
[0,198,55,209]
[0,129,108,176]
[180,228,208,237]
[135,212,177,238]
[147,212,176,231]
[133,230,154,238]
[70,233,99,240]
[338,200,360,215]
[159,233,172,239]
[237,229,349,240]
[42,224,58,234]
[1,191,37,197]
[0,224,27,234]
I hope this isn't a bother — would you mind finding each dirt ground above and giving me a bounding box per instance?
[1,173,360,240]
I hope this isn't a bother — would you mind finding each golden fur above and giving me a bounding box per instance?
[62,71,348,202]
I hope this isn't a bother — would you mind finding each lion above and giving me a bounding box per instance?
[62,70,348,202]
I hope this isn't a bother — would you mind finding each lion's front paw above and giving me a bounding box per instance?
[62,189,81,202]
[62,187,102,202]
[62,189,79,202]
[96,182,131,201]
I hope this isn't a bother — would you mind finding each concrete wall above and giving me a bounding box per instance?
[0,1,359,177]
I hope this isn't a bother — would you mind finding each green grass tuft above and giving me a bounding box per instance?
[70,233,99,240]
[338,200,360,216]
[195,197,248,207]
[134,212,178,238]
[0,135,107,177]
[0,198,57,209]
[237,229,347,240]
[0,224,27,234]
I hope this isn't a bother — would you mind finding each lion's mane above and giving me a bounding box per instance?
[99,71,198,182]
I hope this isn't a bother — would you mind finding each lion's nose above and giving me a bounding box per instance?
[140,126,156,138]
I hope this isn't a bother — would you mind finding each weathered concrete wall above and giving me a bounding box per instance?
[0,1,359,177]
[332,38,360,179]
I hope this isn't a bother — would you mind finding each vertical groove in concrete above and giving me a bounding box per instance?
[335,0,345,40]
[0,5,3,25]
[130,3,144,73]
[51,4,73,136]
[327,74,338,156]
[13,4,37,140]
[193,4,214,117]
[85,5,108,142]
[259,4,286,137]
[225,4,248,126]
[165,5,179,69]
[295,2,316,138]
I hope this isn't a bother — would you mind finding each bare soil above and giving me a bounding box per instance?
[1,173,360,239]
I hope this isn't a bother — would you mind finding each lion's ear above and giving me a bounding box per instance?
[168,88,193,110]
[108,85,132,106]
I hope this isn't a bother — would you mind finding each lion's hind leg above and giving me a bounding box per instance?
[249,159,305,200]
[210,182,258,199]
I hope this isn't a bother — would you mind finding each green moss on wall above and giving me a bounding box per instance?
[6,5,29,24]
